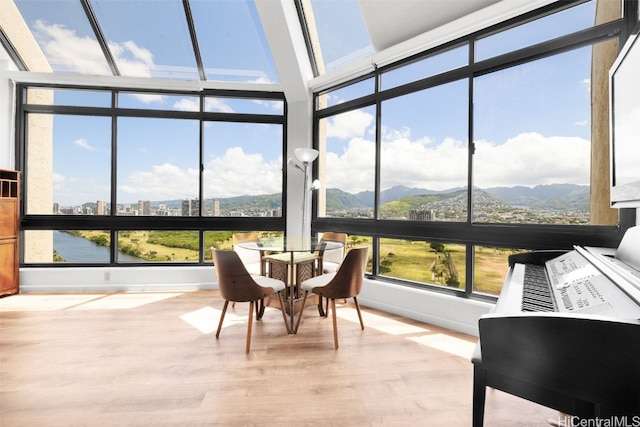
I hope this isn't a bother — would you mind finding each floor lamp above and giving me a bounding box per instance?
[288,148,320,238]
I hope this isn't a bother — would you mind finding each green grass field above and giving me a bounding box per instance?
[70,231,513,296]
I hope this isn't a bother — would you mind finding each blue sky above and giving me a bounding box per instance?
[15,0,599,205]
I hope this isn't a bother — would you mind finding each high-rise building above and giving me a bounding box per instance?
[96,200,107,215]
[138,200,151,216]
[211,199,220,216]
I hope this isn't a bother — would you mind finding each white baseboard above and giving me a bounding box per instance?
[18,267,492,337]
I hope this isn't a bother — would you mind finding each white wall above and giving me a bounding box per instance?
[0,45,18,169]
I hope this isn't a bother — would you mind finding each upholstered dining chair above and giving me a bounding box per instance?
[232,232,267,276]
[211,249,289,353]
[295,246,369,349]
[316,232,348,274]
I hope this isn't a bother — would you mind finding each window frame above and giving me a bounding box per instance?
[17,85,287,266]
[311,0,636,301]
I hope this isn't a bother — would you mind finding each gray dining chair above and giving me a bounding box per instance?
[212,248,289,353]
[295,246,369,349]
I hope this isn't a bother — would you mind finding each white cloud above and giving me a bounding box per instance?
[73,138,97,151]
[326,109,374,139]
[119,163,200,200]
[474,132,590,188]
[34,20,111,75]
[118,148,282,201]
[325,131,590,194]
[204,98,234,113]
[173,98,200,112]
[204,147,282,198]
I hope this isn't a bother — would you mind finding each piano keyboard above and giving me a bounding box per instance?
[522,264,555,312]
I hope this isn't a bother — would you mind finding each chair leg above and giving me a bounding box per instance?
[353,296,365,330]
[331,298,339,349]
[294,290,309,333]
[246,301,254,353]
[317,296,326,317]
[277,291,290,334]
[216,300,229,338]
[256,298,265,320]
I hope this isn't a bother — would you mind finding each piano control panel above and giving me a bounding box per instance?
[545,251,640,317]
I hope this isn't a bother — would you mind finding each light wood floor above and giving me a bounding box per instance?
[1,290,557,426]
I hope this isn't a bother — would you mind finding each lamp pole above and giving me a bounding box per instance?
[293,148,319,240]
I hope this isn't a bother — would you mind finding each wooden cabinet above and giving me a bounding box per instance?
[0,169,19,296]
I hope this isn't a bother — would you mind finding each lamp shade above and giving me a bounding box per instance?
[295,148,319,163]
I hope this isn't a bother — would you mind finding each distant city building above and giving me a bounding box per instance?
[182,197,199,216]
[211,198,220,216]
[408,209,435,221]
[138,200,151,216]
[53,202,59,214]
[96,200,107,215]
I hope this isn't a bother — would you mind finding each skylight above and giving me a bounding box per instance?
[13,0,279,83]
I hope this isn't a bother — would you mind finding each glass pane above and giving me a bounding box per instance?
[475,1,598,61]
[204,230,283,262]
[381,44,469,91]
[204,97,284,115]
[14,0,112,75]
[473,46,594,224]
[317,78,374,109]
[307,0,373,73]
[380,79,468,221]
[25,113,111,215]
[203,122,283,217]
[117,230,199,263]
[90,0,199,80]
[116,117,199,216]
[191,0,279,83]
[118,92,200,111]
[24,230,111,264]
[473,246,528,296]
[345,235,373,274]
[379,238,465,289]
[317,106,376,218]
[26,88,111,107]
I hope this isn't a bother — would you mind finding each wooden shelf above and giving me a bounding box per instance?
[0,169,20,296]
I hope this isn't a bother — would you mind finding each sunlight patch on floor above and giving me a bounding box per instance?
[408,333,476,359]
[0,293,107,311]
[180,306,220,334]
[180,304,280,335]
[336,306,431,335]
[70,292,184,310]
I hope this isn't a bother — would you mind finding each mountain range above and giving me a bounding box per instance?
[108,183,588,215]
[325,183,589,212]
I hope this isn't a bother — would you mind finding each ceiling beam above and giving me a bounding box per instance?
[254,0,312,103]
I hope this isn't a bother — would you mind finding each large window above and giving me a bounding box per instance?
[473,45,596,224]
[20,87,286,264]
[379,79,468,221]
[314,0,630,298]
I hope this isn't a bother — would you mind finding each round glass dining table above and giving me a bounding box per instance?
[236,236,344,333]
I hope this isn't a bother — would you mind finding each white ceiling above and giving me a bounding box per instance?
[359,0,503,51]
